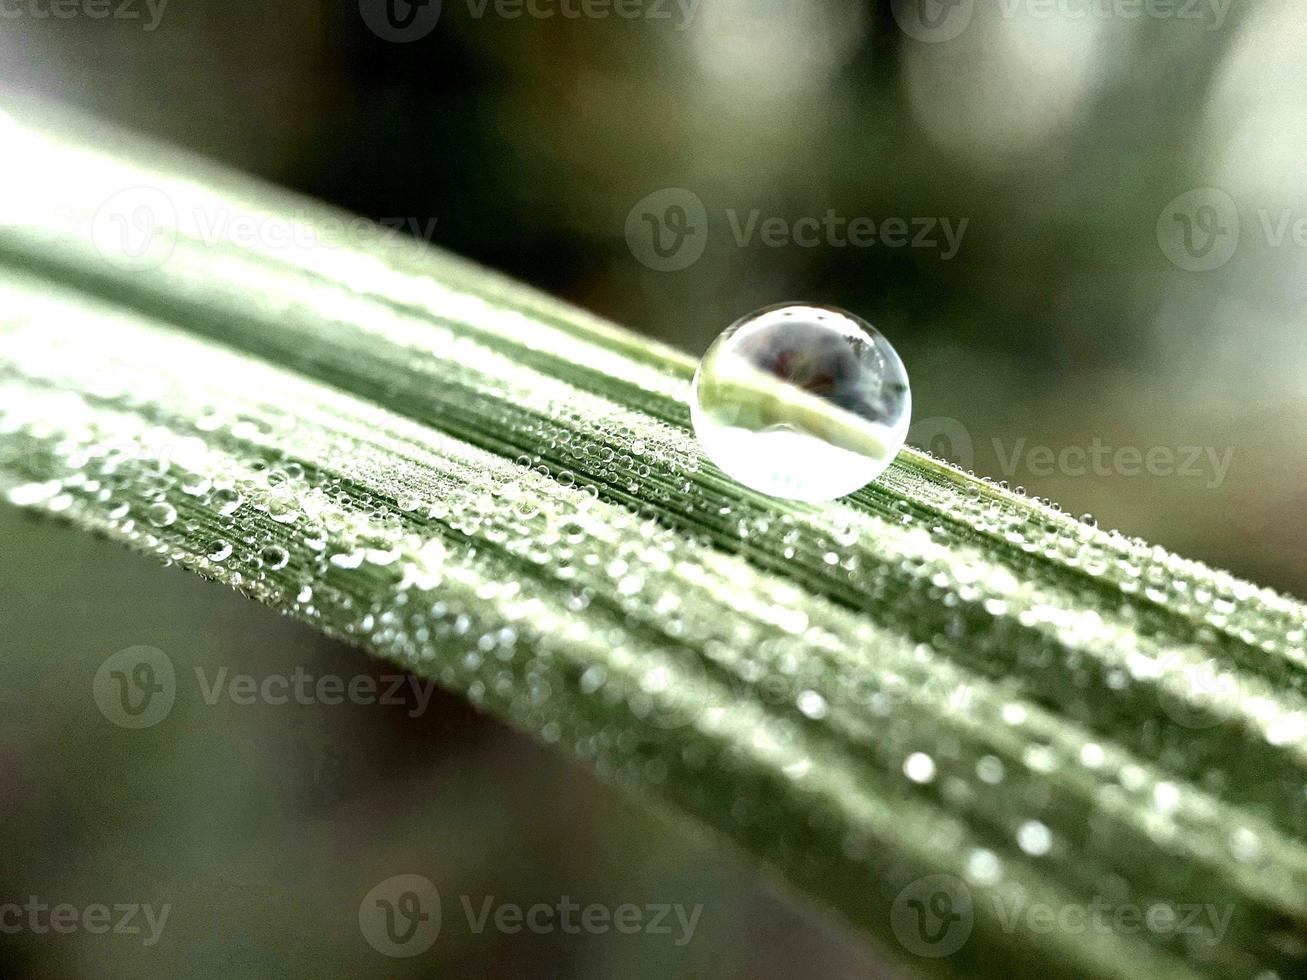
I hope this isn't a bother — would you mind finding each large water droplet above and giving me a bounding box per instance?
[690,304,911,502]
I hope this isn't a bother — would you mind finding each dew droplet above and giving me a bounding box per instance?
[690,304,910,502]
[796,689,828,720]
[903,751,937,784]
[1017,819,1053,856]
[145,502,177,527]
[212,487,243,516]
[180,474,212,497]
[7,480,61,506]
[966,848,1002,885]
[260,544,289,570]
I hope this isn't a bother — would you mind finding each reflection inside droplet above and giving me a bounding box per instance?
[690,304,911,502]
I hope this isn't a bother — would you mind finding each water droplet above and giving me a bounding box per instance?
[796,689,828,720]
[903,752,937,784]
[207,539,233,562]
[1230,826,1262,862]
[330,550,365,569]
[966,848,1002,884]
[976,755,1005,784]
[212,487,243,516]
[1153,781,1180,814]
[1017,819,1053,856]
[690,304,911,502]
[7,480,61,506]
[260,544,289,570]
[146,502,177,527]
[1079,743,1106,768]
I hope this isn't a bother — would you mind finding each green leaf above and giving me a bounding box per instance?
[1,98,1304,979]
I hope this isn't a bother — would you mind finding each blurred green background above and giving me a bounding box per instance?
[2,0,1305,976]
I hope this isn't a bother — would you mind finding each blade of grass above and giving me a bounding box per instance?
[0,97,1304,980]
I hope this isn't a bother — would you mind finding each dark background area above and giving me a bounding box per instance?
[1,1,1304,976]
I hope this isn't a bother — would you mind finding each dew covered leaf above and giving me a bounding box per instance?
[0,100,1305,980]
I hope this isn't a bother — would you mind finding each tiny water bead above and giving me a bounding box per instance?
[690,304,911,502]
